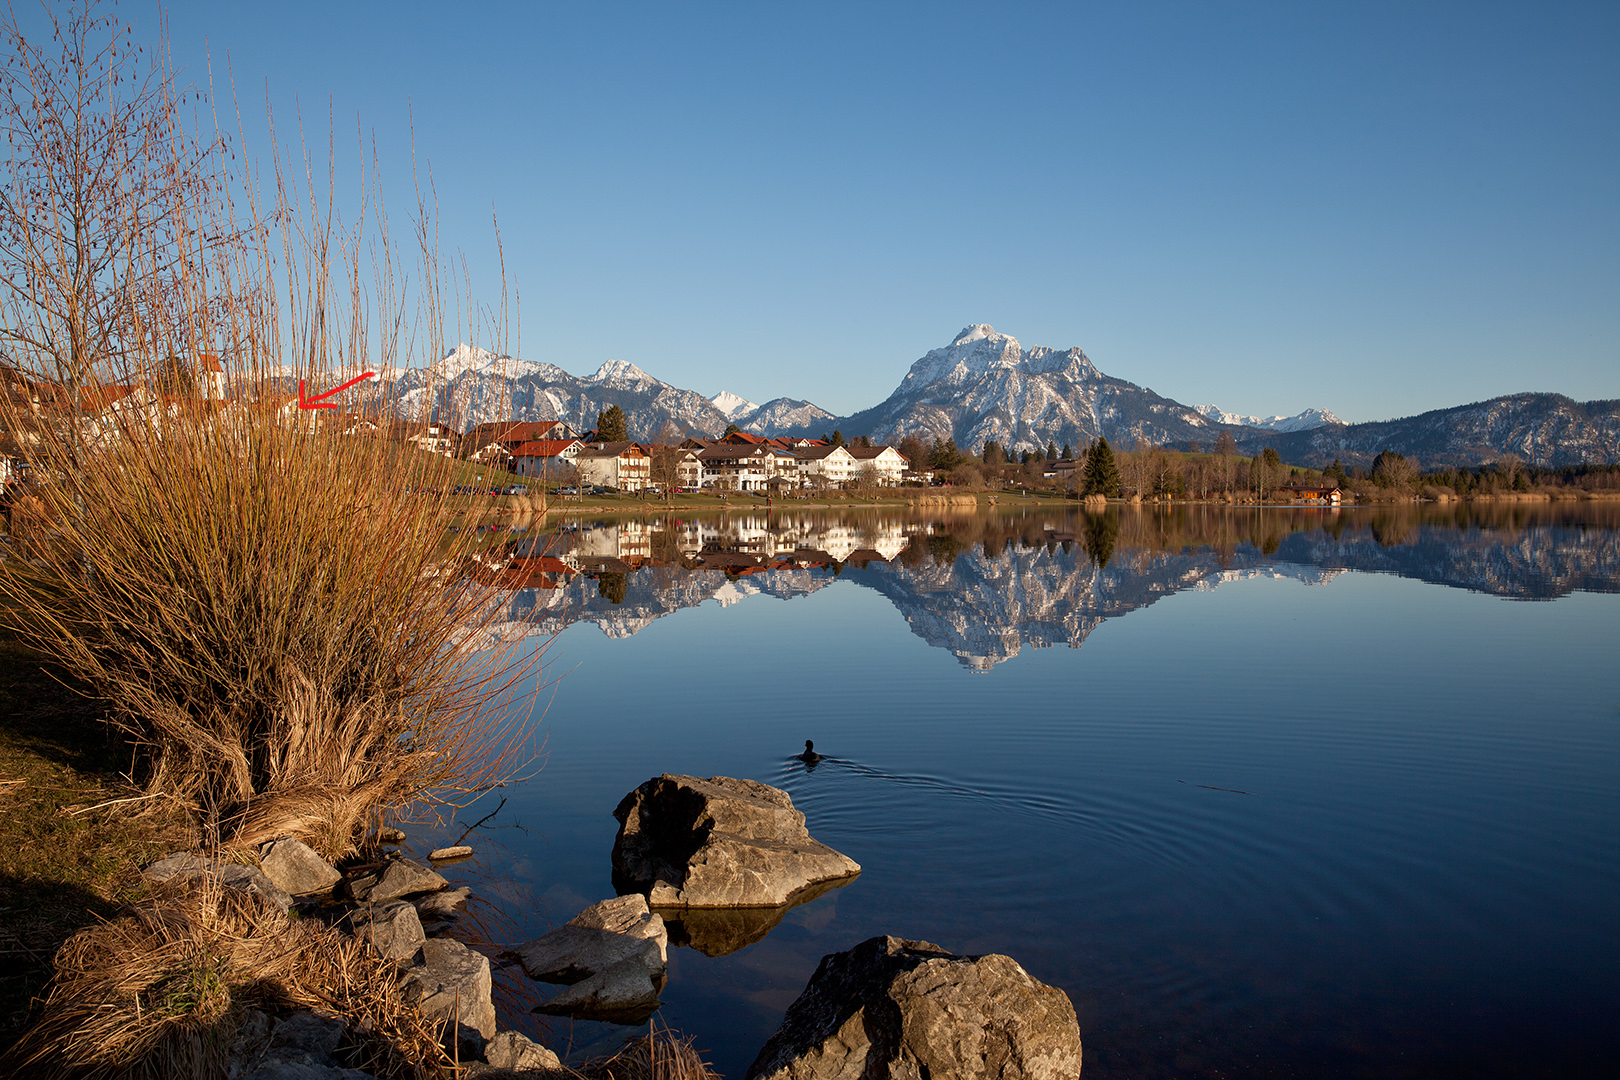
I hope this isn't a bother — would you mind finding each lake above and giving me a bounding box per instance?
[422,502,1620,1079]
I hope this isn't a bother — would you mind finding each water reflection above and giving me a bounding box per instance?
[487,503,1620,669]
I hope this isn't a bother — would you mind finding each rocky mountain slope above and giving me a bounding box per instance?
[1255,393,1620,468]
[822,324,1254,454]
[1195,404,1342,432]
[359,333,1615,468]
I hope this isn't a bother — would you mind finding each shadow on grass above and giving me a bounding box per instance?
[0,639,194,1056]
[0,876,118,1056]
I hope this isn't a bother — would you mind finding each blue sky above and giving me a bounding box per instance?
[138,1,1620,422]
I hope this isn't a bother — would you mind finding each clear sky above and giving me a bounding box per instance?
[135,1,1620,422]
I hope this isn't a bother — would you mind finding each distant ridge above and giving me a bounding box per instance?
[356,335,1618,468]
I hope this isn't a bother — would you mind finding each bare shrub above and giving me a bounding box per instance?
[0,3,538,856]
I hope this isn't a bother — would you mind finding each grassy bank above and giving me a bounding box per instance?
[0,634,195,1055]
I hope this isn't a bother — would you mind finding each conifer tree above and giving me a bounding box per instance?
[597,404,628,441]
[1083,437,1122,497]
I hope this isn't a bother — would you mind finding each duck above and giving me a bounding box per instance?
[797,739,824,765]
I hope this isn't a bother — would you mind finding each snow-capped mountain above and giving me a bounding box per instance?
[709,390,834,434]
[1195,404,1342,433]
[829,324,1247,454]
[352,334,1617,468]
[377,345,732,440]
[711,391,757,421]
[368,346,835,440]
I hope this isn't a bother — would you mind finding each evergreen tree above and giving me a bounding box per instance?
[982,439,1002,465]
[724,422,741,436]
[830,429,845,447]
[597,404,629,441]
[1046,440,1057,461]
[1061,443,1072,460]
[1082,437,1122,497]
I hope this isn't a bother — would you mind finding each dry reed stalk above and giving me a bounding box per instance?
[0,878,455,1080]
[0,3,542,857]
[580,1025,720,1080]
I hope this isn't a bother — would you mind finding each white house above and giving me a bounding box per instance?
[846,445,909,485]
[575,441,651,491]
[510,438,583,479]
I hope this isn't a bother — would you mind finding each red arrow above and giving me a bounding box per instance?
[298,371,377,410]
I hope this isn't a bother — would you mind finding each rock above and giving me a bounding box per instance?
[218,864,296,912]
[428,845,474,860]
[532,941,666,1025]
[269,1010,346,1060]
[483,1030,563,1072]
[232,1009,377,1080]
[402,938,497,1040]
[143,852,213,884]
[143,852,293,912]
[414,885,472,920]
[260,838,342,897]
[350,900,424,962]
[346,858,448,903]
[377,827,407,843]
[516,894,667,983]
[612,775,860,908]
[743,936,1082,1080]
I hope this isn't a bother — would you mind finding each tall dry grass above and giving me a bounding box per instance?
[0,879,456,1080]
[0,10,540,856]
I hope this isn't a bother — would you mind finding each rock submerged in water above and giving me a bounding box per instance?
[612,774,860,908]
[744,936,1083,1080]
[517,894,668,1025]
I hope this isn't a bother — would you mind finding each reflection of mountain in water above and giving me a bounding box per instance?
[487,505,1620,668]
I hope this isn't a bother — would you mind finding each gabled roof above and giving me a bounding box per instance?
[511,439,582,457]
[791,444,854,461]
[846,445,906,462]
[576,441,647,459]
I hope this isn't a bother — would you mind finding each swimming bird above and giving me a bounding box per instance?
[798,740,824,765]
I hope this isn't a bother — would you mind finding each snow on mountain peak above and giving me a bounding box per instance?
[1195,403,1343,432]
[711,390,758,421]
[952,324,999,345]
[590,358,654,384]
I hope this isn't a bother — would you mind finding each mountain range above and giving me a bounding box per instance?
[363,328,1618,468]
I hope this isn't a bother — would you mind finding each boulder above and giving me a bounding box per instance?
[350,900,424,962]
[483,1030,563,1072]
[230,1009,377,1080]
[516,894,667,983]
[143,853,294,912]
[532,941,666,1026]
[743,936,1082,1080]
[612,775,860,908]
[260,838,342,897]
[345,858,448,903]
[402,938,497,1040]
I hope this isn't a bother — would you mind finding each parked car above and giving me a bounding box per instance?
[556,486,577,496]
[502,484,528,495]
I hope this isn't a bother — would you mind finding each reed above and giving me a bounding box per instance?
[0,1,539,856]
[0,879,455,1080]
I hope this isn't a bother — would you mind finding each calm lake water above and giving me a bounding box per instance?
[422,503,1620,1079]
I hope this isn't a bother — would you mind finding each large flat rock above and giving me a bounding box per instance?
[744,936,1082,1080]
[612,775,860,909]
[516,894,667,983]
[259,838,342,897]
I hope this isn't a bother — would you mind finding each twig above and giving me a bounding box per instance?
[454,796,506,845]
